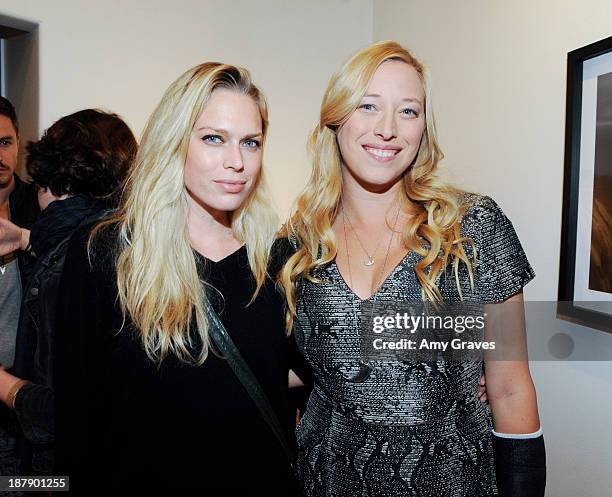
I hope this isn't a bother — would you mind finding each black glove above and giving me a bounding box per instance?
[492,432,546,497]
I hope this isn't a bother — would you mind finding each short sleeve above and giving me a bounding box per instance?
[463,196,535,303]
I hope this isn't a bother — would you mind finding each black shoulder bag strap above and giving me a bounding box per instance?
[203,297,295,466]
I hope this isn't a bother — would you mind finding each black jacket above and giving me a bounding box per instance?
[13,196,107,474]
[8,174,40,288]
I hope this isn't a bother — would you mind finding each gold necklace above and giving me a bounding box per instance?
[339,205,401,385]
[342,208,384,266]
[341,205,401,296]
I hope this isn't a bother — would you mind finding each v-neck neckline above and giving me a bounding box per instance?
[331,250,414,302]
[196,244,245,264]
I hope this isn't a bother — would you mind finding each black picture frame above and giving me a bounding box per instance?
[558,35,612,334]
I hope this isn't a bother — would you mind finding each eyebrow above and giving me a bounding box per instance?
[195,126,262,139]
[363,93,423,105]
[0,135,14,141]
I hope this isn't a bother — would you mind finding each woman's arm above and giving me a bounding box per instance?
[484,291,545,497]
[484,292,540,433]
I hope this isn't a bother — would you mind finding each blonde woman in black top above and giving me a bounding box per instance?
[54,63,305,495]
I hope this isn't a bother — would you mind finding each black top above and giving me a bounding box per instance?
[54,228,304,495]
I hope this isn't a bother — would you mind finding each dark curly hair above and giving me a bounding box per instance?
[26,109,137,200]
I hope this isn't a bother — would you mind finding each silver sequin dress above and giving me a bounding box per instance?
[293,195,535,497]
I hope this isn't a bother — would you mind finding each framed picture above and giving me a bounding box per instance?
[558,35,612,334]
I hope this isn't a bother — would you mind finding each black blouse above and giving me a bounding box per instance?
[54,227,304,495]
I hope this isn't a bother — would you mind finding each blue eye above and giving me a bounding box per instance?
[401,108,418,117]
[202,134,223,144]
[242,139,261,149]
[358,103,376,112]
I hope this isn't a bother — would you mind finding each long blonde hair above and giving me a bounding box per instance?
[94,63,278,365]
[279,41,474,327]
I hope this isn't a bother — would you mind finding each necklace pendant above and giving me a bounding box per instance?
[0,266,5,275]
[365,256,375,267]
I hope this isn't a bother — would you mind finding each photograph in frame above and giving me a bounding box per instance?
[558,35,612,333]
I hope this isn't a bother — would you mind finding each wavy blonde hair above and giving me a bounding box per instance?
[280,41,474,327]
[93,63,278,365]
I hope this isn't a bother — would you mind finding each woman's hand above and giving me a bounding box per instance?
[0,218,29,255]
[478,373,487,403]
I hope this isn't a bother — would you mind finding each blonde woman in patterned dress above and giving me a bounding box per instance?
[280,41,546,497]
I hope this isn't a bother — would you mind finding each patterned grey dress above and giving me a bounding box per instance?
[293,195,535,497]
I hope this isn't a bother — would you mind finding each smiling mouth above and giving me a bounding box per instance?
[363,145,401,161]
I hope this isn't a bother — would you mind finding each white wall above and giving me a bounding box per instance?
[374,1,612,496]
[3,1,610,494]
[0,0,373,216]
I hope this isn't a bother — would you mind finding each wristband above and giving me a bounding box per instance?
[6,379,30,410]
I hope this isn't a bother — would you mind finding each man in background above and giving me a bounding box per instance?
[0,96,39,482]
